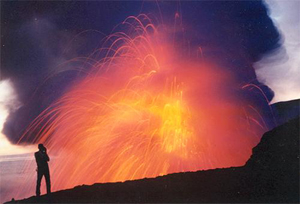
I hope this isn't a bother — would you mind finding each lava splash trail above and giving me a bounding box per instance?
[18,15,267,194]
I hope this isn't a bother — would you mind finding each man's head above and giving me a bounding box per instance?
[38,143,46,151]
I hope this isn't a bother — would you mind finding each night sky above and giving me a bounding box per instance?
[1,1,282,144]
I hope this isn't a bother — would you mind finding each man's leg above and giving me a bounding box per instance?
[36,171,43,196]
[45,170,51,194]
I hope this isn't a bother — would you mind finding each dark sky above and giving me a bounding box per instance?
[1,1,281,143]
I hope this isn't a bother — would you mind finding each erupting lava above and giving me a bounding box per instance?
[18,15,267,193]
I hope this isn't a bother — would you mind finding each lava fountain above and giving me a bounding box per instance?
[18,15,268,194]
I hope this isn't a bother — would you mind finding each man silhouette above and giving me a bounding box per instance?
[35,143,51,196]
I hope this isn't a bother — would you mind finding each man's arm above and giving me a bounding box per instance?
[36,151,49,163]
[43,149,50,162]
[44,152,50,162]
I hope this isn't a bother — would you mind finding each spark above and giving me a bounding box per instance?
[17,15,268,196]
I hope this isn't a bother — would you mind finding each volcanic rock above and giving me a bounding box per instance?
[5,118,299,203]
[271,99,300,126]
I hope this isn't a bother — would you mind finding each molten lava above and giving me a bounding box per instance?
[18,15,267,194]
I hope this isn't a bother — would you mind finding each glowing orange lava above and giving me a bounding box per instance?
[18,15,267,194]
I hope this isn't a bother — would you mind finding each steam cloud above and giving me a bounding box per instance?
[255,0,300,103]
[0,79,33,155]
[2,1,282,144]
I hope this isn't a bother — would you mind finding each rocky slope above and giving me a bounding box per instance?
[271,99,299,126]
[6,117,299,203]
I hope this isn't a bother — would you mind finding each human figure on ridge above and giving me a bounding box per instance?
[35,144,51,196]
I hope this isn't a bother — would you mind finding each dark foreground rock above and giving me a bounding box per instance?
[6,118,299,203]
[271,99,300,126]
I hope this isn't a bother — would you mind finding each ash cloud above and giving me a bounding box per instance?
[255,0,300,103]
[1,16,85,144]
[1,1,282,144]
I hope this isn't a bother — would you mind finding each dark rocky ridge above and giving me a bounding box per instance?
[6,117,299,203]
[271,99,300,126]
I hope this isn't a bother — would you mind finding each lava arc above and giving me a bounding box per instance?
[18,15,267,192]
